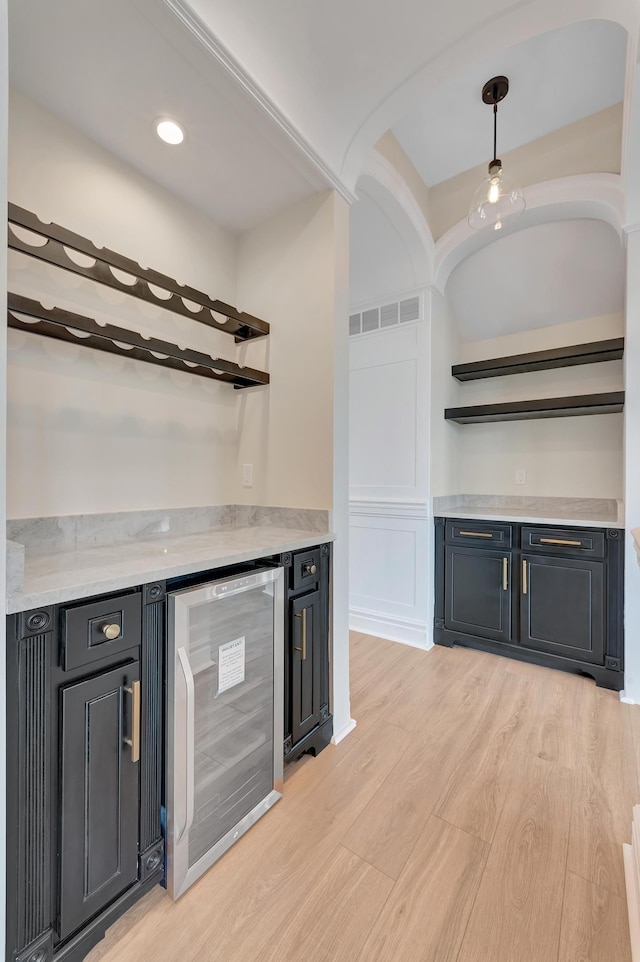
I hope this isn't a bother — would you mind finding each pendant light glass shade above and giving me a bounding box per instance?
[468,159,526,231]
[468,77,525,232]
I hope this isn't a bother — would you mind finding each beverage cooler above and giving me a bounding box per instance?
[166,566,284,898]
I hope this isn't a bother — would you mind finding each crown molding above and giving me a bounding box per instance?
[162,0,357,206]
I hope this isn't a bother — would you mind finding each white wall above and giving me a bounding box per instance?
[1,3,8,955]
[624,233,640,700]
[236,192,335,510]
[348,302,430,647]
[8,90,241,517]
[236,189,352,733]
[452,313,624,498]
[429,290,461,497]
[330,193,354,740]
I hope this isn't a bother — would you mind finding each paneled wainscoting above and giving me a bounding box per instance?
[88,634,636,962]
[349,499,430,647]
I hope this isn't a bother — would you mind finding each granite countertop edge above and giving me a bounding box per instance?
[438,509,625,529]
[7,526,335,615]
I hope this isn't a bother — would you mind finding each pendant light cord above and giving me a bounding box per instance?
[493,101,498,164]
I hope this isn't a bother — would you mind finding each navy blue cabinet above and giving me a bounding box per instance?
[434,518,624,690]
[281,543,333,761]
[5,585,165,962]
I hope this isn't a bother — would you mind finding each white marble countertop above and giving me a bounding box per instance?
[7,523,334,614]
[432,495,624,529]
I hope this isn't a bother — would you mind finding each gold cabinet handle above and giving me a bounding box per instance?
[459,530,493,538]
[522,559,528,595]
[124,679,141,763]
[539,538,582,547]
[502,557,508,591]
[294,607,307,661]
[102,623,121,640]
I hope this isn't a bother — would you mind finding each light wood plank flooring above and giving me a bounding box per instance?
[87,633,637,962]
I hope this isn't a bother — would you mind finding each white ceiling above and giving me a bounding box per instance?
[8,0,327,232]
[392,20,627,187]
[446,219,625,341]
[4,2,634,350]
[7,0,637,288]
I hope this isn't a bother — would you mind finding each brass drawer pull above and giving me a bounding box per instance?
[294,608,308,661]
[459,530,493,538]
[102,622,121,640]
[124,679,141,763]
[502,557,508,591]
[522,560,528,595]
[539,538,582,547]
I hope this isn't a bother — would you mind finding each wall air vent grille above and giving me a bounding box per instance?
[400,297,420,323]
[349,295,421,337]
[380,303,399,328]
[349,313,361,336]
[362,308,379,333]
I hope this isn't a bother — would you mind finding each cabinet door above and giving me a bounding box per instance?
[290,591,321,747]
[445,545,513,643]
[520,554,605,664]
[58,662,140,940]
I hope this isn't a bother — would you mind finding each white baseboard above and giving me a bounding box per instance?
[621,692,637,705]
[349,608,430,650]
[624,805,640,962]
[332,717,357,745]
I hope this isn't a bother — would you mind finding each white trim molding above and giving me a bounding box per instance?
[349,607,431,650]
[331,717,358,745]
[162,0,357,205]
[349,499,429,520]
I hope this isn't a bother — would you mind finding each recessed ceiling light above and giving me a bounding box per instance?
[155,119,185,145]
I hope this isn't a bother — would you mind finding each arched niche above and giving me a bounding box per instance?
[433,173,625,294]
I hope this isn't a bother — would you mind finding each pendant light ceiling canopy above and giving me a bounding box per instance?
[468,76,526,232]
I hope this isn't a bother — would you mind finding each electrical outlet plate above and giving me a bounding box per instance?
[515,468,526,485]
[242,463,253,487]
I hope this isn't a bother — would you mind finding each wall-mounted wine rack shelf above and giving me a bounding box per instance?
[8,294,269,389]
[7,204,271,389]
[8,204,269,342]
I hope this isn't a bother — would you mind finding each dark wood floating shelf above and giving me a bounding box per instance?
[8,203,269,342]
[452,338,624,381]
[7,293,269,390]
[444,392,625,424]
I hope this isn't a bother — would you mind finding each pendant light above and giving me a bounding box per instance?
[468,76,525,232]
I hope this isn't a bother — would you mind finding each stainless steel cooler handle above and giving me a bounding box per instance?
[176,646,195,842]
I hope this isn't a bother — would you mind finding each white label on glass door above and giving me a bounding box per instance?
[217,636,246,694]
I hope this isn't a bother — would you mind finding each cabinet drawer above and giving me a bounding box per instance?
[61,592,142,670]
[445,520,513,549]
[521,526,605,559]
[291,547,321,591]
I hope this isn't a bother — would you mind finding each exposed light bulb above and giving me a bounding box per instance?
[488,178,500,204]
[155,119,185,145]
